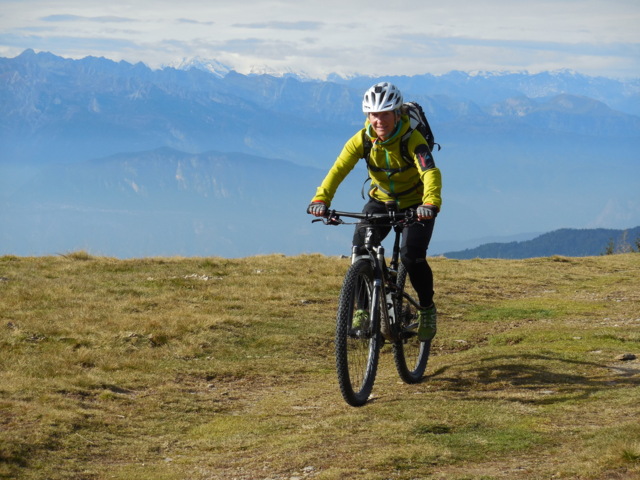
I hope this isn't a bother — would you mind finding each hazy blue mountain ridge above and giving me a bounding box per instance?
[3,49,639,170]
[1,148,364,258]
[1,49,639,258]
[330,70,640,116]
[443,227,640,259]
[1,50,360,168]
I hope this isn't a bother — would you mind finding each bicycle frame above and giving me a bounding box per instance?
[320,208,419,340]
[363,222,394,339]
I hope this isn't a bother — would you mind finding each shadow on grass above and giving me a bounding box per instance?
[426,353,640,404]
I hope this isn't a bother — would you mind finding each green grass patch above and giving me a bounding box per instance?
[470,305,556,322]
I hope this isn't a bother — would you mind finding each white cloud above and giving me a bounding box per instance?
[233,21,324,30]
[0,0,639,78]
[41,14,135,23]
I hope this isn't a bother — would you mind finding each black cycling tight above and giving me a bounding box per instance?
[352,198,436,308]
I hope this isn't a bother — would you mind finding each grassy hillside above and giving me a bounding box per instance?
[1,252,639,480]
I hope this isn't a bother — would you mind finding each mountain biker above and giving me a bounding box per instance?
[307,81,442,342]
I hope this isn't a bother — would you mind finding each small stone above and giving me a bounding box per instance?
[615,353,637,361]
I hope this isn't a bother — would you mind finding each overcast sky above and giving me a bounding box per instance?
[1,0,639,79]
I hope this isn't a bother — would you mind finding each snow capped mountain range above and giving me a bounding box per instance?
[168,56,232,78]
[167,54,640,110]
[1,50,639,258]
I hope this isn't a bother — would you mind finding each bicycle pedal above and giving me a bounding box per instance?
[349,328,372,340]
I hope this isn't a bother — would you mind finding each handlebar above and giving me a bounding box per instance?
[312,208,419,226]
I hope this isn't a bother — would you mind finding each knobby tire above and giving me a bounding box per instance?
[392,264,431,383]
[335,259,381,406]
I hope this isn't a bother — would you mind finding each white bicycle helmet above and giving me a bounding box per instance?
[362,82,403,113]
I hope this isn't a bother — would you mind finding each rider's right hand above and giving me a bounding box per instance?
[307,201,327,217]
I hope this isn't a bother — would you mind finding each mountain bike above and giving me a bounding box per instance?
[313,206,431,406]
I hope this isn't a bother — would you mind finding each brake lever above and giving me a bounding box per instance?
[325,213,343,225]
[402,209,424,227]
[311,212,343,225]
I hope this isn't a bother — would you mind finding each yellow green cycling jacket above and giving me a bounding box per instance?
[311,114,442,210]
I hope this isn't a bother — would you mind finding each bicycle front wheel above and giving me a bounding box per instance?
[392,264,431,383]
[335,259,381,406]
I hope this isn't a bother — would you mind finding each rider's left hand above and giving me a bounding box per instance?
[416,204,438,220]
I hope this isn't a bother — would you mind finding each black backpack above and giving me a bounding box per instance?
[361,101,440,170]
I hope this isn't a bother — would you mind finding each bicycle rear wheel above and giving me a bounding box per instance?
[335,259,381,406]
[392,264,431,383]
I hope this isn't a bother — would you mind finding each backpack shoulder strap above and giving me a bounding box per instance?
[399,131,414,166]
[361,130,372,160]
